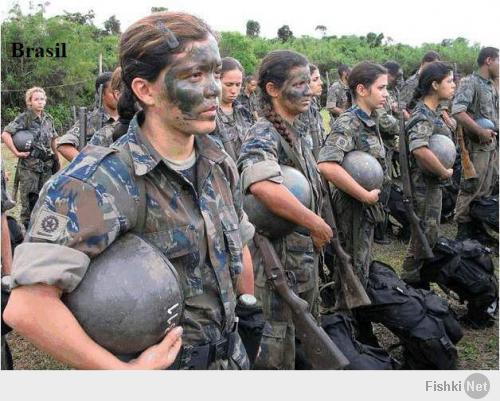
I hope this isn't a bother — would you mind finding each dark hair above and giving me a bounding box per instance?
[244,75,256,85]
[338,64,350,77]
[309,64,318,74]
[421,51,440,64]
[348,61,387,100]
[258,50,309,145]
[221,57,243,78]
[119,12,216,108]
[412,61,453,103]
[477,47,499,66]
[95,72,112,93]
[383,61,401,77]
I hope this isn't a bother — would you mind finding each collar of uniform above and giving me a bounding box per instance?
[415,100,438,118]
[473,71,493,85]
[341,80,349,90]
[124,112,226,176]
[284,117,308,139]
[351,105,376,127]
[26,108,45,122]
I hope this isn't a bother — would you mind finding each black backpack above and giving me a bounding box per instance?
[421,237,499,325]
[387,183,411,241]
[470,195,499,232]
[357,261,461,369]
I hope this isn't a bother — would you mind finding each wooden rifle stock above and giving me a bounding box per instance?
[456,124,477,179]
[321,177,371,310]
[254,232,349,369]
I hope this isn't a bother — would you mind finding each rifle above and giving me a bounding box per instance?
[78,107,87,151]
[396,90,434,260]
[456,123,477,179]
[321,176,372,310]
[253,232,349,369]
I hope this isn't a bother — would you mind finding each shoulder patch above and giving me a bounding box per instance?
[65,144,118,182]
[30,207,69,241]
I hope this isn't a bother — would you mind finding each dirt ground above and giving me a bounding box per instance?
[1,143,498,370]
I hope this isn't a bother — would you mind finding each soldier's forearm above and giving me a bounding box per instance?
[1,132,20,156]
[236,245,254,295]
[454,112,483,138]
[57,144,79,162]
[318,161,369,204]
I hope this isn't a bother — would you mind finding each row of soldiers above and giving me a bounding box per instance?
[1,9,498,370]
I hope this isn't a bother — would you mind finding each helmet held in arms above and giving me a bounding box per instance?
[12,130,34,152]
[63,233,184,356]
[342,150,384,191]
[419,134,456,171]
[244,165,312,238]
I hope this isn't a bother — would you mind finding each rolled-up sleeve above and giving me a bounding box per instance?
[237,123,284,193]
[318,116,355,164]
[408,120,433,152]
[57,123,79,148]
[10,243,90,292]
[451,77,474,115]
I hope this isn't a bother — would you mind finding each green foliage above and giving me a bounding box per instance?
[151,6,168,13]
[104,15,121,35]
[277,25,293,42]
[246,20,260,37]
[46,103,73,133]
[219,32,259,74]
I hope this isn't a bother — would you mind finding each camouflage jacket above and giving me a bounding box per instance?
[88,120,120,147]
[375,89,400,147]
[318,105,388,177]
[3,109,57,171]
[237,117,323,294]
[452,71,499,152]
[11,112,254,353]
[400,72,419,110]
[298,97,325,159]
[216,101,254,157]
[57,107,115,150]
[326,80,350,118]
[406,100,455,188]
[237,91,259,122]
[1,165,15,213]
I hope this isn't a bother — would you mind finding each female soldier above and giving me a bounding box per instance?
[299,64,326,159]
[1,87,59,229]
[5,12,254,370]
[317,62,388,321]
[400,62,455,287]
[237,50,333,369]
[216,57,254,158]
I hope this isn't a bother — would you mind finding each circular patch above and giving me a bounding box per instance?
[41,215,59,233]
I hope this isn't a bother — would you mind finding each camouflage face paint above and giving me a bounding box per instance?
[282,66,312,106]
[163,36,222,121]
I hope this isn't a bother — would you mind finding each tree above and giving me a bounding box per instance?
[104,15,121,35]
[366,32,384,48]
[246,20,260,37]
[151,6,168,13]
[315,25,327,38]
[277,25,293,43]
[62,10,95,25]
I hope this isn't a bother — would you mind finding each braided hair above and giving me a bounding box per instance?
[257,50,309,145]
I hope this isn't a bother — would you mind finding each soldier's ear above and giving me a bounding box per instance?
[265,82,280,98]
[356,83,368,98]
[131,77,156,107]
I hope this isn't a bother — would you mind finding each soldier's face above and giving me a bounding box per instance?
[30,92,46,112]
[102,84,118,111]
[310,69,323,97]
[247,80,257,93]
[278,66,313,115]
[435,72,456,100]
[221,69,243,106]
[358,74,388,111]
[160,35,222,135]
[488,56,499,79]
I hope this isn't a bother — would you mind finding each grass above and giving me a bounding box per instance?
[1,130,498,370]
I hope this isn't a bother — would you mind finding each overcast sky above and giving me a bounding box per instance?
[1,0,499,47]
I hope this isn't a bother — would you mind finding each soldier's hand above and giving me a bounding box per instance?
[440,168,454,180]
[363,189,381,205]
[310,216,333,249]
[479,128,497,143]
[127,326,183,370]
[16,151,30,159]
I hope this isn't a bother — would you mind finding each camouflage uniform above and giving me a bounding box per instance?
[399,72,419,111]
[299,97,326,159]
[1,165,16,214]
[318,105,387,289]
[3,109,57,227]
[216,101,254,157]
[10,112,254,370]
[237,91,259,122]
[88,120,120,148]
[452,72,499,223]
[401,101,455,283]
[57,108,114,150]
[237,117,323,369]
[326,80,350,129]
